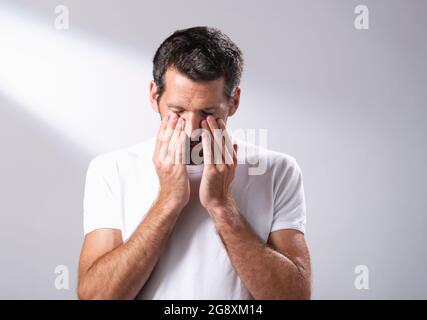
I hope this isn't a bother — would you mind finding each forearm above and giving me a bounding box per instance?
[208,204,310,300]
[78,197,182,299]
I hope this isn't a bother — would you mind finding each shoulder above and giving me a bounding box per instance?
[87,136,156,173]
[233,137,302,178]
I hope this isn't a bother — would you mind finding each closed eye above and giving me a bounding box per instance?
[169,108,184,115]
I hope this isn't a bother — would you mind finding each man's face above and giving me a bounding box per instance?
[150,68,240,152]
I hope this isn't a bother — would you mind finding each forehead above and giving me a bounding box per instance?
[162,68,226,107]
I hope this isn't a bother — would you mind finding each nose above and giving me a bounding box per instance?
[183,112,203,138]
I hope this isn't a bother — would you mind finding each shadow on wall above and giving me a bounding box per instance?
[0,92,89,299]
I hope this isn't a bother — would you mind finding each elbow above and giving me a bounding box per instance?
[77,286,108,300]
[293,275,312,300]
[77,282,93,300]
[289,271,311,300]
[77,279,104,300]
[77,279,132,300]
[279,287,311,300]
[289,263,311,300]
[270,274,312,300]
[296,282,311,300]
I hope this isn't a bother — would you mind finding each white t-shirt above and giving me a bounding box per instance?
[83,136,307,299]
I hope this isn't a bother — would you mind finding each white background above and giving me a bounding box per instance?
[0,0,426,299]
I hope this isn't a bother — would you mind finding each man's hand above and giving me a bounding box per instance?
[153,113,189,211]
[78,113,190,299]
[199,116,238,212]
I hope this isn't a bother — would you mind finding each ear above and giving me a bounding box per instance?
[149,80,160,113]
[228,86,241,117]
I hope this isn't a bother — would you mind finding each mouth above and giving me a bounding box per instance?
[188,137,204,164]
[189,134,202,148]
[190,141,199,149]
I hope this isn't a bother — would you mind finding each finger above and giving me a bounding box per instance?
[206,115,221,147]
[154,115,169,156]
[201,123,213,165]
[217,119,233,165]
[222,136,233,165]
[206,116,223,164]
[159,142,169,165]
[206,115,219,131]
[168,117,184,160]
[162,113,179,143]
[201,119,214,159]
[175,130,187,165]
[232,143,238,166]
[159,114,169,133]
[159,115,178,163]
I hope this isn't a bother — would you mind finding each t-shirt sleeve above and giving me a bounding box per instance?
[271,157,307,234]
[83,156,123,236]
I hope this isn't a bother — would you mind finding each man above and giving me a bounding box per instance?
[78,27,311,300]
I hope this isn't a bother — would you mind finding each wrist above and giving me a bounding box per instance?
[205,196,237,216]
[156,192,186,214]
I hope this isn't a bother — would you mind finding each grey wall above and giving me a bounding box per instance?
[0,0,426,299]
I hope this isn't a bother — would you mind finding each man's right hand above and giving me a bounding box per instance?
[79,115,190,299]
[153,113,190,211]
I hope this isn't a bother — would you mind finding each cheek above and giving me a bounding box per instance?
[157,105,175,119]
[217,106,230,119]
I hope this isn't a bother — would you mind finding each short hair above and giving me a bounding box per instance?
[153,26,244,100]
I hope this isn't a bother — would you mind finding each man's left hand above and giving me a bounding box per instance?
[199,116,238,212]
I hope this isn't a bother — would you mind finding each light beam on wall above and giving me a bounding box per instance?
[0,7,155,155]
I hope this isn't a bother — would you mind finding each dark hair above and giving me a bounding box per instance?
[153,26,244,100]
